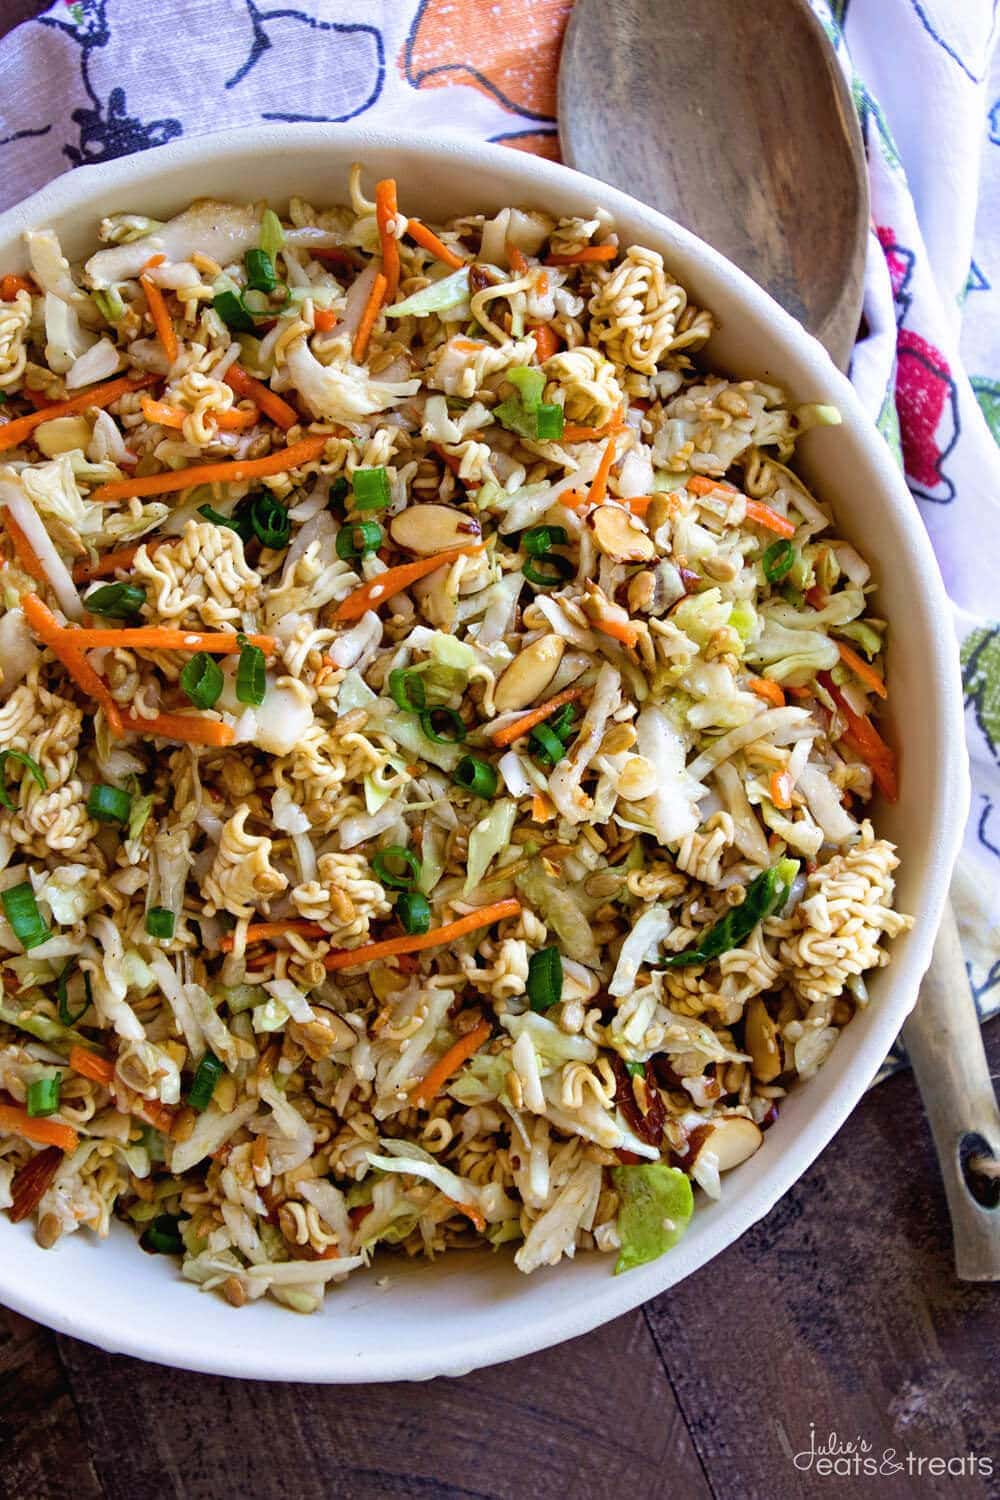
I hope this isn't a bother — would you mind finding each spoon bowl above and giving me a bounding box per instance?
[558,0,868,368]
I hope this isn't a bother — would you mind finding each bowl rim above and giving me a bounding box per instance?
[0,122,970,1382]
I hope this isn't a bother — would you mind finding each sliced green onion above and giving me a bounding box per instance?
[249,492,290,549]
[388,668,427,713]
[419,707,467,744]
[396,890,431,935]
[259,208,285,259]
[523,524,568,556]
[213,290,255,331]
[625,1060,645,1078]
[522,554,574,588]
[187,1052,223,1112]
[372,846,422,891]
[2,882,50,951]
[87,784,132,825]
[142,1213,185,1255]
[57,960,92,1026]
[27,1075,61,1117]
[241,287,274,316]
[336,521,383,560]
[547,703,576,742]
[180,652,223,710]
[762,539,796,583]
[146,907,175,940]
[507,366,546,412]
[85,582,146,619]
[329,476,350,507]
[452,755,499,798]
[530,723,566,766]
[0,750,47,811]
[236,636,266,706]
[352,467,391,511]
[534,403,564,441]
[244,248,277,293]
[197,502,246,535]
[527,946,563,1012]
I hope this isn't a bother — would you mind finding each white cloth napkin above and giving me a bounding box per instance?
[0,0,997,1026]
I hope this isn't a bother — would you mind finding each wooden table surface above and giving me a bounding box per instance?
[1,3,997,1495]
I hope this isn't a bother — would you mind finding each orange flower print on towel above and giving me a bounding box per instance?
[492,129,561,162]
[401,0,574,121]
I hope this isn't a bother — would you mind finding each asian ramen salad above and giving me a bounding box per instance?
[0,170,911,1312]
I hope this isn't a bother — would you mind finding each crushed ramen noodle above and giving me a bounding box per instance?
[0,177,911,1310]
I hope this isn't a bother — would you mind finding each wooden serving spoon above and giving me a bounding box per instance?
[559,0,1000,1278]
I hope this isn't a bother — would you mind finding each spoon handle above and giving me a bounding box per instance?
[901,899,1000,1280]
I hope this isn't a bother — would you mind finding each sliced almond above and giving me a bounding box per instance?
[590,505,656,562]
[34,414,92,458]
[493,633,565,712]
[745,996,782,1082]
[692,1115,763,1173]
[389,504,481,555]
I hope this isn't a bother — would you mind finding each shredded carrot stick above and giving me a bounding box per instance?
[545,244,619,266]
[685,475,737,497]
[405,218,466,270]
[375,179,401,306]
[0,1102,78,1154]
[412,1019,492,1108]
[140,272,178,365]
[769,769,793,810]
[622,494,653,516]
[72,540,164,583]
[119,709,235,747]
[558,488,588,511]
[433,441,465,478]
[323,899,521,972]
[819,672,898,801]
[22,387,58,410]
[89,432,328,503]
[8,1145,63,1221]
[224,363,299,432]
[57,625,275,653]
[2,508,47,584]
[69,1046,175,1134]
[69,1045,115,1086]
[835,639,887,699]
[593,616,640,648]
[219,920,327,954]
[449,338,487,354]
[20,593,123,735]
[335,543,484,623]
[531,792,554,822]
[352,271,387,363]
[490,686,584,748]
[747,675,786,708]
[561,410,626,443]
[530,323,561,362]
[214,405,258,432]
[140,395,185,429]
[0,374,156,455]
[587,435,618,507]
[744,498,797,538]
[805,584,827,610]
[313,308,338,333]
[141,253,166,270]
[0,273,32,301]
[506,241,529,277]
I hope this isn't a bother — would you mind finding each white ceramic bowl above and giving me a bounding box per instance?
[0,125,969,1382]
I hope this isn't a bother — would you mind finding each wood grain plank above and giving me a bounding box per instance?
[0,1307,104,1500]
[57,1306,709,1500]
[643,1017,1000,1500]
